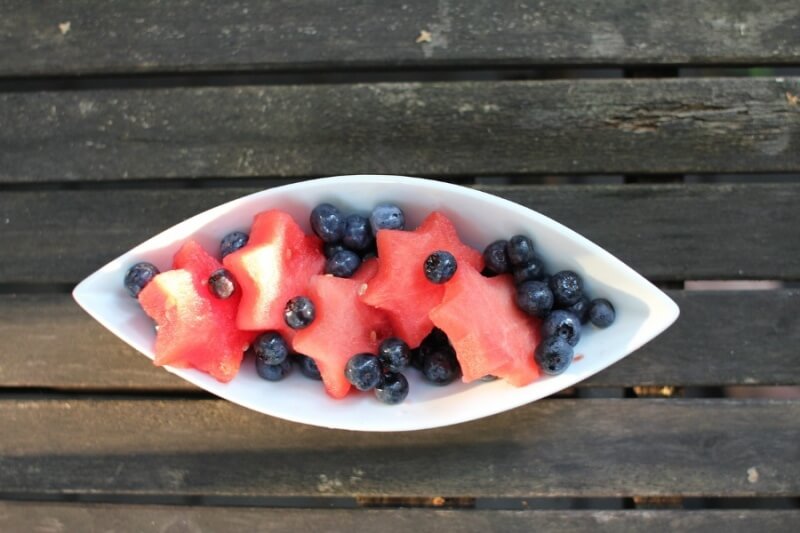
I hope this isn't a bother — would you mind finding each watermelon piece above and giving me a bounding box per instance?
[360,212,483,347]
[223,210,325,339]
[293,274,393,398]
[138,240,255,382]
[352,256,379,284]
[429,264,541,386]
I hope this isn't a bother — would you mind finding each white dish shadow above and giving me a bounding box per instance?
[73,175,679,432]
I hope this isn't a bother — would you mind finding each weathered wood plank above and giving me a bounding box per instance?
[1,0,798,76]
[1,78,798,181]
[1,399,798,496]
[1,290,797,390]
[0,293,190,390]
[2,184,798,283]
[597,290,800,387]
[0,504,798,533]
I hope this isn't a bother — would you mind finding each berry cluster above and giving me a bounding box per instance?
[482,235,616,375]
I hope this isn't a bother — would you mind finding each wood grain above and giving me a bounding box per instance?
[1,0,798,76]
[1,398,798,497]
[1,290,797,390]
[2,184,798,283]
[1,78,798,181]
[0,293,189,390]
[0,504,798,533]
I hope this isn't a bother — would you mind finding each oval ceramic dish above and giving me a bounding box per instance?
[73,175,679,431]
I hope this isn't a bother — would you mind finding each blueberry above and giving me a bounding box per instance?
[323,242,347,259]
[256,357,293,381]
[589,298,616,328]
[422,348,461,385]
[418,326,451,352]
[253,332,289,365]
[370,203,405,233]
[378,337,411,373]
[124,262,159,298]
[326,249,362,278]
[410,347,424,370]
[421,327,451,350]
[513,255,546,285]
[424,250,458,284]
[375,372,409,405]
[483,240,510,275]
[295,354,322,380]
[562,296,591,324]
[361,240,379,259]
[542,310,582,347]
[343,214,374,252]
[208,268,236,299]
[345,353,383,391]
[535,336,574,375]
[310,203,345,243]
[220,231,249,259]
[549,271,584,307]
[284,296,315,329]
[507,235,536,267]
[515,280,554,318]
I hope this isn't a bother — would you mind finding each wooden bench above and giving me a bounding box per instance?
[1,1,799,530]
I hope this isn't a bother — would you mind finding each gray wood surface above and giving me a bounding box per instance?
[599,290,800,387]
[2,184,799,283]
[1,0,798,76]
[1,290,797,390]
[2,0,797,522]
[1,78,798,181]
[0,293,188,390]
[0,504,798,533]
[1,398,797,497]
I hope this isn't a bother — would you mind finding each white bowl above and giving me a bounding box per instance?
[73,175,679,431]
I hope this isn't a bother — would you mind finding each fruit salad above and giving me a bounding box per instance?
[124,203,616,405]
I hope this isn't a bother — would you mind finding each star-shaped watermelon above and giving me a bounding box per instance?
[360,212,483,347]
[293,274,393,398]
[223,210,326,340]
[429,264,541,385]
[138,240,255,382]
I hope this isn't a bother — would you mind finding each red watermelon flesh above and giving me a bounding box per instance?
[360,212,483,347]
[429,264,541,386]
[223,210,325,339]
[352,257,379,284]
[138,240,255,382]
[293,274,393,398]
